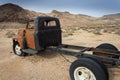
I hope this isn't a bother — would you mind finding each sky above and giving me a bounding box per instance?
[0,0,120,17]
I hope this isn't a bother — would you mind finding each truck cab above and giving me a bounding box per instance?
[13,16,61,56]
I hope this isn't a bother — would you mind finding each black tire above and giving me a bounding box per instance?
[69,58,107,80]
[93,43,119,58]
[83,55,109,80]
[13,42,26,56]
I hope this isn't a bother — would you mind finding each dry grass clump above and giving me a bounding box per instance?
[0,22,25,38]
[62,25,120,36]
[115,31,120,35]
[5,31,15,38]
[62,27,76,37]
[92,30,102,35]
[62,26,103,35]
[0,22,26,29]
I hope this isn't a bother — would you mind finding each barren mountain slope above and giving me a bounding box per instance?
[0,3,46,23]
[0,3,120,27]
[0,3,96,27]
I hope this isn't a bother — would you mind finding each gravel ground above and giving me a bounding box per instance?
[0,30,120,80]
[0,38,76,80]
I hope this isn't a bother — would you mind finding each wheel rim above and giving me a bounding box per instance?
[74,67,96,80]
[15,44,22,55]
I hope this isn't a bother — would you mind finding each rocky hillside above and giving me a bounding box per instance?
[0,3,28,23]
[98,13,120,26]
[0,3,45,23]
[101,13,120,20]
[0,3,96,27]
[48,10,97,27]
[0,3,120,27]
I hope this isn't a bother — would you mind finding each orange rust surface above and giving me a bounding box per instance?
[13,29,26,47]
[25,29,35,49]
[13,29,35,49]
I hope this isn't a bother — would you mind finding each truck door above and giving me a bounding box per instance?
[38,18,61,48]
[25,21,35,49]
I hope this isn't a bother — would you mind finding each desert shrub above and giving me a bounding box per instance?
[103,29,108,33]
[115,31,120,35]
[93,30,102,35]
[68,33,73,36]
[5,31,15,38]
[0,22,25,29]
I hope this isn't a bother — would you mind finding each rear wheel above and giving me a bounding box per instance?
[83,55,108,80]
[93,43,119,58]
[69,58,107,80]
[13,42,26,56]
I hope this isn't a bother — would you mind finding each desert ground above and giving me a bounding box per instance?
[0,29,120,80]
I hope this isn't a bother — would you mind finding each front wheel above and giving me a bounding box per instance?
[69,58,107,80]
[13,42,26,56]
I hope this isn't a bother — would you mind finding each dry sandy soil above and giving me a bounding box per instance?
[0,29,120,80]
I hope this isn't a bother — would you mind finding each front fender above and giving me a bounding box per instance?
[12,35,23,47]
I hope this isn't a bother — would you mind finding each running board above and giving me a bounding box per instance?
[22,49,38,54]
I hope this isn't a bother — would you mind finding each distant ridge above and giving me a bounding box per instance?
[101,13,120,20]
[0,3,120,27]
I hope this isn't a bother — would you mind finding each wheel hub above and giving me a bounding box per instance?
[15,45,22,55]
[74,67,96,80]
